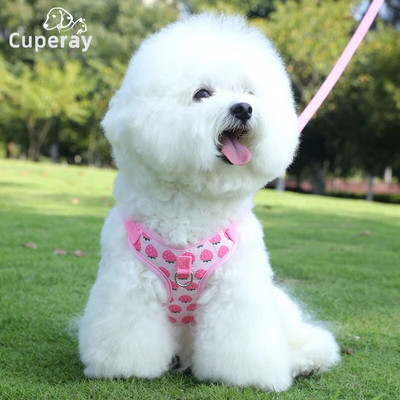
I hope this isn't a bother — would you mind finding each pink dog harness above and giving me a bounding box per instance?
[125,219,238,325]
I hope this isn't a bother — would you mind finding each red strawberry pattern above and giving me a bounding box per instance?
[209,233,221,245]
[163,250,176,264]
[218,245,229,258]
[168,304,182,313]
[179,295,192,303]
[194,269,206,279]
[181,316,194,324]
[145,244,158,259]
[186,303,197,311]
[200,249,213,263]
[125,220,237,326]
[142,232,151,241]
[185,282,198,291]
[170,280,179,290]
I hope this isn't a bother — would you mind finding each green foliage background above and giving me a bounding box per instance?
[0,0,179,163]
[0,0,399,183]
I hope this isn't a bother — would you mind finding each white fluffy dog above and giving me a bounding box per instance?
[78,14,340,391]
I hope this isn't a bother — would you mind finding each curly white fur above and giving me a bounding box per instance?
[78,13,340,391]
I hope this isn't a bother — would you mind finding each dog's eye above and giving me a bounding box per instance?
[194,89,211,101]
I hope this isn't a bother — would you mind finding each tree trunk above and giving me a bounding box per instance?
[295,174,302,191]
[366,173,374,202]
[50,122,59,163]
[6,141,15,158]
[27,119,36,161]
[312,161,326,195]
[275,173,286,192]
[27,118,53,161]
[383,166,392,183]
[50,142,59,163]
[34,119,53,161]
[87,129,96,166]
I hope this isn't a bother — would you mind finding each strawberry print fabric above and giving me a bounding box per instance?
[125,219,238,325]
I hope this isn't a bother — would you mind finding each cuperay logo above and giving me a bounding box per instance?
[43,7,88,34]
[9,7,93,53]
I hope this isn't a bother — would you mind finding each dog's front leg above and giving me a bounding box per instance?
[78,209,176,379]
[273,286,340,378]
[191,216,292,391]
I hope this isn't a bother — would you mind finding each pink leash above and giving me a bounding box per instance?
[297,0,385,134]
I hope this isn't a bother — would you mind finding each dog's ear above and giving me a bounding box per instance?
[55,9,65,29]
[60,9,74,29]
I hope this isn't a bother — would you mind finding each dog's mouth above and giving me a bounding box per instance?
[218,127,252,166]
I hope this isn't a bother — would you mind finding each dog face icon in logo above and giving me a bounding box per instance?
[43,7,87,35]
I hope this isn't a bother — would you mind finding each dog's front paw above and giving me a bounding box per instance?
[193,357,292,392]
[83,354,170,380]
[192,333,293,392]
[290,325,340,378]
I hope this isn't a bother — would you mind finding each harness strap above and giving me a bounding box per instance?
[123,218,238,324]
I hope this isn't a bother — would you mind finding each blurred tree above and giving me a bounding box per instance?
[188,0,278,18]
[361,0,400,27]
[255,0,399,195]
[256,0,358,193]
[0,0,180,163]
[335,22,400,199]
[386,0,400,25]
[0,0,398,191]
[0,58,91,161]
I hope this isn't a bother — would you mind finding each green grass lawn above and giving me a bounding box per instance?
[0,159,399,400]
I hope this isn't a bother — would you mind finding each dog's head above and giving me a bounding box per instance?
[102,14,299,197]
[43,7,74,31]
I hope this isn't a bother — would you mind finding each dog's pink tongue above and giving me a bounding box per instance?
[221,134,252,166]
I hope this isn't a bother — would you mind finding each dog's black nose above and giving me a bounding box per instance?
[230,102,252,122]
